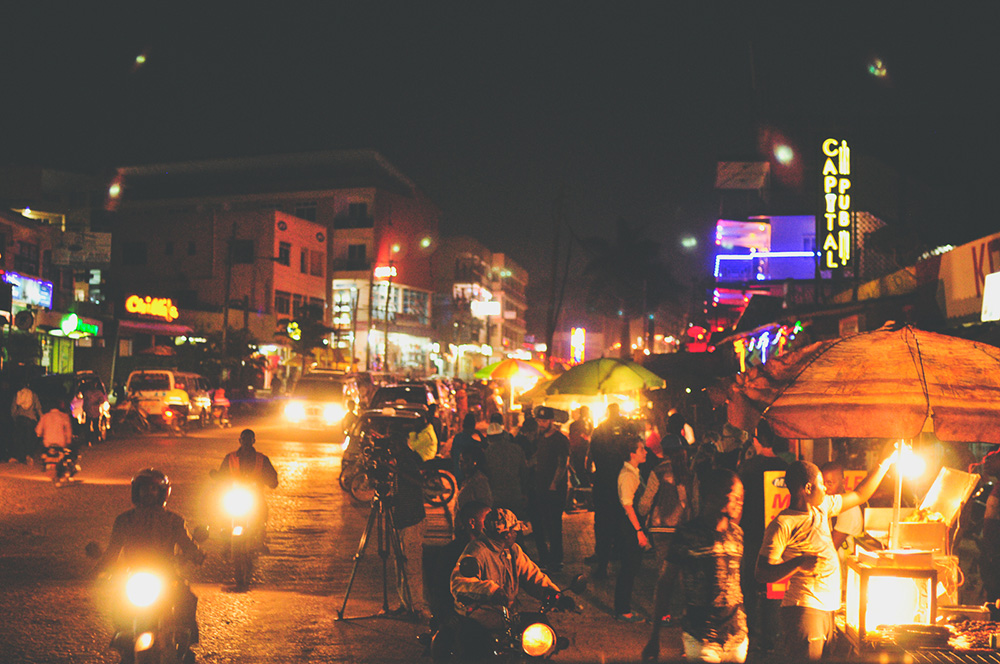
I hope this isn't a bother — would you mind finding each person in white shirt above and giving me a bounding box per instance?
[755,454,894,660]
[615,436,649,622]
[820,461,864,554]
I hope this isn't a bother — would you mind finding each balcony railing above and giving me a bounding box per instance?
[332,258,373,272]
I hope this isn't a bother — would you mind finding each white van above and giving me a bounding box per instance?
[124,370,191,421]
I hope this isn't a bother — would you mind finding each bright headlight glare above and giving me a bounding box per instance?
[285,401,306,422]
[522,622,556,657]
[126,572,163,608]
[324,403,345,424]
[223,486,254,518]
[135,631,155,651]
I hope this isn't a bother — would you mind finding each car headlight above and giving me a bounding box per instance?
[125,571,163,608]
[285,401,306,422]
[223,485,255,518]
[323,403,345,425]
[521,622,556,658]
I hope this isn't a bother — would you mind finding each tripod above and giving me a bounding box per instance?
[337,481,413,620]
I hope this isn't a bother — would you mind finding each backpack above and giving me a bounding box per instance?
[638,461,688,529]
[16,388,34,411]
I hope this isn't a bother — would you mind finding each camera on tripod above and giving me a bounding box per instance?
[354,404,428,496]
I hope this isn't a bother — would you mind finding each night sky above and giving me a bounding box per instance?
[3,3,998,331]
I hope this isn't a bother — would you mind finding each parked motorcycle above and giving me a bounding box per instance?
[427,578,583,661]
[346,452,457,506]
[41,444,80,486]
[85,529,208,664]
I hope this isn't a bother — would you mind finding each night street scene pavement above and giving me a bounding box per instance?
[0,418,666,663]
[3,4,1000,664]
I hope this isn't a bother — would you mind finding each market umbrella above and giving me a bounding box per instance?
[474,358,550,380]
[727,323,1000,444]
[546,358,666,396]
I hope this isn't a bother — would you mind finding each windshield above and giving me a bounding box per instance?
[292,380,346,401]
[370,385,432,407]
[129,373,170,392]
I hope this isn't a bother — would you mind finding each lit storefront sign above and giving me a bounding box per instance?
[732,321,803,372]
[125,294,179,322]
[570,327,586,363]
[3,272,53,309]
[470,300,501,317]
[374,265,397,278]
[819,138,853,273]
[60,313,99,338]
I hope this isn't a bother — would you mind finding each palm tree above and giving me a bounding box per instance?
[579,219,679,358]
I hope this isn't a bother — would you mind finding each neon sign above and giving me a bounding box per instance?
[570,327,586,363]
[60,313,99,337]
[820,138,853,273]
[733,322,803,372]
[125,294,179,322]
[374,265,397,278]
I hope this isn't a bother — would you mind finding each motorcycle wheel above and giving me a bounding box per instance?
[424,470,457,506]
[233,539,253,590]
[349,471,376,504]
[199,408,210,428]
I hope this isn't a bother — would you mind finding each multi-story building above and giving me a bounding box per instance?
[111,150,440,380]
[433,237,529,378]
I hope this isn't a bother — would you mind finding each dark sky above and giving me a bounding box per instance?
[3,3,999,331]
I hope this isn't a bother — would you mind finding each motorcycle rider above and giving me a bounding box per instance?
[217,429,279,551]
[93,468,205,661]
[450,507,573,658]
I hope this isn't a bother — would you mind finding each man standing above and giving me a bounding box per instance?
[484,413,528,517]
[736,421,787,656]
[587,402,628,578]
[531,406,570,572]
[11,382,42,463]
[568,405,593,488]
[614,436,649,623]
[756,454,894,660]
[643,469,746,662]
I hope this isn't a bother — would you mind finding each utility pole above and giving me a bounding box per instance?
[544,189,564,372]
[221,222,236,358]
[383,259,394,373]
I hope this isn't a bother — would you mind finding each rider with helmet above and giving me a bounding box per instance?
[94,468,205,653]
[217,429,279,549]
[450,508,570,657]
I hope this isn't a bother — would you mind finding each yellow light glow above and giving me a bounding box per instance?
[135,632,154,651]
[125,572,163,608]
[223,485,255,518]
[898,445,927,478]
[284,401,306,423]
[864,576,923,632]
[323,403,345,424]
[522,622,556,657]
[108,183,121,198]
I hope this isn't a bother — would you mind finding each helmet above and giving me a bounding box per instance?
[483,508,526,540]
[131,468,171,508]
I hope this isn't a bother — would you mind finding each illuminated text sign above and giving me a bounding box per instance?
[125,294,179,322]
[60,313,99,337]
[3,272,53,309]
[570,327,586,363]
[374,265,397,278]
[471,300,501,317]
[820,138,853,273]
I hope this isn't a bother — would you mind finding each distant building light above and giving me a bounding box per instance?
[373,265,397,278]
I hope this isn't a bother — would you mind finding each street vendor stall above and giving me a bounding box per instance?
[727,323,1000,659]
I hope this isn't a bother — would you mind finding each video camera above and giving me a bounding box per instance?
[355,406,428,493]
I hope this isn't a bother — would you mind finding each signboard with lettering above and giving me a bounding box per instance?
[3,271,53,309]
[125,294,179,322]
[818,138,854,275]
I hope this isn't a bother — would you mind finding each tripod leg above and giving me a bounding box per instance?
[337,495,380,619]
[385,506,414,613]
[377,500,390,613]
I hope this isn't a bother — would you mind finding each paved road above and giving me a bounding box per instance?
[0,416,677,663]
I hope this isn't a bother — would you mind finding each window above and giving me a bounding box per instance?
[294,202,317,222]
[347,244,366,262]
[122,241,147,266]
[310,250,324,276]
[275,290,291,315]
[14,241,40,275]
[187,241,197,256]
[277,241,291,266]
[300,248,308,273]
[164,241,174,256]
[349,202,367,219]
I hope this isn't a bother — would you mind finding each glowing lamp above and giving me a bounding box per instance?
[126,572,163,608]
[845,558,937,644]
[521,622,556,657]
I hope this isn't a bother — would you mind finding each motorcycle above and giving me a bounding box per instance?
[41,444,80,486]
[85,529,208,664]
[427,577,583,661]
[210,389,231,428]
[161,405,188,436]
[214,474,264,590]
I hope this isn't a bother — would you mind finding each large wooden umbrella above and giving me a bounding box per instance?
[727,323,1000,444]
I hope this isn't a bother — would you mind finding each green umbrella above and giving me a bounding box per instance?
[546,358,665,396]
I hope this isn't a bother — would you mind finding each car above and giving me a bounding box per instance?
[367,383,437,411]
[175,372,214,425]
[283,376,357,430]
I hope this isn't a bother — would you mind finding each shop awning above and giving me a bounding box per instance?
[118,319,194,336]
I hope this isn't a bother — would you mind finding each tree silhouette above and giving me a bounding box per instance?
[579,219,679,358]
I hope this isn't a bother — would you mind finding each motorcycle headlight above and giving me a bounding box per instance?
[223,485,255,518]
[100,401,111,415]
[521,622,557,658]
[135,631,155,651]
[125,572,163,608]
[285,401,306,423]
[323,403,345,425]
